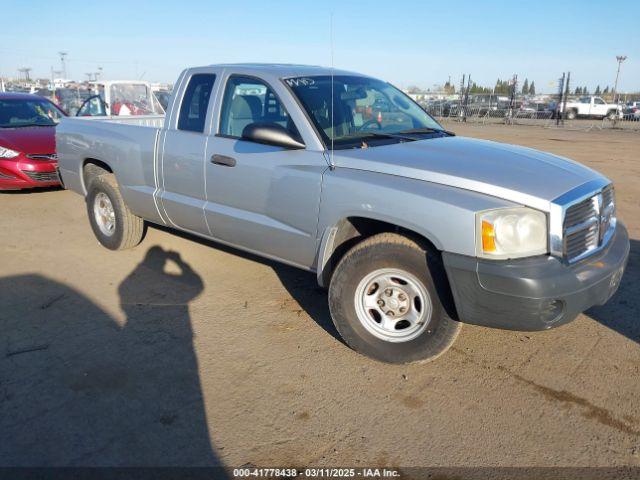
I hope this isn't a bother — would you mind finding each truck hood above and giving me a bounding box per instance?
[0,126,56,155]
[332,136,606,211]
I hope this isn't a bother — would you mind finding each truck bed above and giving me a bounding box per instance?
[56,115,165,223]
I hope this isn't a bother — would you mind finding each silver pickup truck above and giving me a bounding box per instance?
[57,64,629,363]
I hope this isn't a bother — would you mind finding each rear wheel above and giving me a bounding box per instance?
[328,233,461,364]
[565,109,577,120]
[86,173,144,250]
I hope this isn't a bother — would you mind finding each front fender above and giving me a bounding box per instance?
[315,168,518,286]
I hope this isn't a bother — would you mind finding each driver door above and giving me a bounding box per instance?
[203,74,326,268]
[592,97,607,116]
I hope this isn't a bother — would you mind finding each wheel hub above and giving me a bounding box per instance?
[355,268,432,343]
[93,192,116,237]
[377,288,408,317]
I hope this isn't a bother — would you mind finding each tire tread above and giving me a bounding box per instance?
[88,174,144,250]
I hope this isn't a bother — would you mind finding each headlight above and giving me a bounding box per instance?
[477,207,547,259]
[0,146,19,158]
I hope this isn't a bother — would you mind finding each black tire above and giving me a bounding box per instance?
[86,173,144,250]
[328,233,461,364]
[606,110,617,121]
[565,109,577,120]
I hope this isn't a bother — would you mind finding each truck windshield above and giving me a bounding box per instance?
[285,75,446,149]
[0,98,65,128]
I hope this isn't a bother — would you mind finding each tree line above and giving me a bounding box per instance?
[441,78,537,95]
[574,85,611,95]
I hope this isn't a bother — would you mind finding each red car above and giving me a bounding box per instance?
[0,92,66,190]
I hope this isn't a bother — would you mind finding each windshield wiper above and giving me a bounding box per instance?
[332,131,422,150]
[348,131,418,142]
[398,127,456,136]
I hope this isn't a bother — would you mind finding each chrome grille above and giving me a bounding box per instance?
[21,170,60,183]
[563,185,615,262]
[26,153,57,161]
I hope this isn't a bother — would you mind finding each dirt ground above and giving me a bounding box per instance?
[1,124,639,474]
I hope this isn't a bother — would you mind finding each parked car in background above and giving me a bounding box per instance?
[76,80,165,117]
[467,94,511,115]
[623,101,640,121]
[518,101,554,119]
[0,93,65,190]
[57,64,629,364]
[423,99,453,117]
[561,96,622,120]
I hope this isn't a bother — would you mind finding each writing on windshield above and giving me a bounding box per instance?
[286,75,444,149]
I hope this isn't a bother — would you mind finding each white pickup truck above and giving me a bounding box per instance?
[562,96,622,120]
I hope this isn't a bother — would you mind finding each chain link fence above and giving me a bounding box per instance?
[420,94,640,131]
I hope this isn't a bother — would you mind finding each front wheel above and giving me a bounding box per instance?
[86,173,144,250]
[606,110,618,121]
[328,233,461,363]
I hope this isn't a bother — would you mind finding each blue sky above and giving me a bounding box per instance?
[2,0,639,92]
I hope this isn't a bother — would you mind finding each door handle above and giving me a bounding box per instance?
[211,154,236,167]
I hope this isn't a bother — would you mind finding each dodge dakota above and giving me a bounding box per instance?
[57,64,629,363]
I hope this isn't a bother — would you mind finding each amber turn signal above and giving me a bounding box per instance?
[481,220,496,252]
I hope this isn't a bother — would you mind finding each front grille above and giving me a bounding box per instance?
[21,170,60,183]
[26,153,57,161]
[563,185,615,262]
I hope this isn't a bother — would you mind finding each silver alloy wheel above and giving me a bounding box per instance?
[354,268,432,343]
[93,192,116,237]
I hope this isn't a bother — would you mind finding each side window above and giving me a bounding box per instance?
[219,75,300,139]
[594,97,605,105]
[178,74,216,132]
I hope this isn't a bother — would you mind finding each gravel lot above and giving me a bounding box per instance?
[1,124,638,474]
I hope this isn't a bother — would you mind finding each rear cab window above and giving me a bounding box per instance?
[178,74,216,132]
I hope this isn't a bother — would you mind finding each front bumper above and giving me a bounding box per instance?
[0,156,60,190]
[443,221,630,331]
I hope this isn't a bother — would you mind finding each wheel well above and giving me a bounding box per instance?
[321,217,439,283]
[82,159,113,191]
[319,217,458,320]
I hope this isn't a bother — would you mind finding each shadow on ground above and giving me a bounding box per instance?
[149,224,341,343]
[0,246,227,472]
[587,239,640,344]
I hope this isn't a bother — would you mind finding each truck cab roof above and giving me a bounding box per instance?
[198,63,365,80]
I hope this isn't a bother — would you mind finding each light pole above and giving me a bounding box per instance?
[612,55,627,104]
[58,51,68,79]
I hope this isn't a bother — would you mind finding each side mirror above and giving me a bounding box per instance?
[241,122,305,150]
